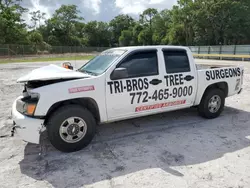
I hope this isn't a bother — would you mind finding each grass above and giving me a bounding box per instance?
[0,55,94,64]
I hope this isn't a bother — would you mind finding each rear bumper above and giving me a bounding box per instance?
[11,97,44,144]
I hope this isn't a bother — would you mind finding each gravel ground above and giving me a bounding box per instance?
[0,59,250,188]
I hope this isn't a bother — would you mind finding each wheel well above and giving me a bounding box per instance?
[203,82,228,98]
[44,98,100,125]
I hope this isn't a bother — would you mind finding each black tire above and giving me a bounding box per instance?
[47,105,96,152]
[198,88,225,119]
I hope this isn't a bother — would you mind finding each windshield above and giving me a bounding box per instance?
[78,49,126,75]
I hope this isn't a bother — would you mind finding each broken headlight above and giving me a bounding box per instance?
[16,92,39,116]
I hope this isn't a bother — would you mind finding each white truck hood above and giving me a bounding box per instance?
[17,64,91,83]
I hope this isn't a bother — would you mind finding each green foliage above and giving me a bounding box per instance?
[0,0,28,44]
[119,30,133,46]
[140,8,158,27]
[0,0,250,47]
[138,28,152,45]
[30,10,46,29]
[109,14,135,46]
[28,31,43,44]
[48,35,60,46]
[84,21,111,47]
[27,31,51,53]
[45,4,84,46]
[138,8,158,45]
[152,9,171,44]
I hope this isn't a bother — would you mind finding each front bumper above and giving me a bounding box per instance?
[11,97,45,144]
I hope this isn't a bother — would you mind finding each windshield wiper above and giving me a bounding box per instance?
[79,69,97,76]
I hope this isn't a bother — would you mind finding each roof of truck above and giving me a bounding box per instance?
[111,45,189,51]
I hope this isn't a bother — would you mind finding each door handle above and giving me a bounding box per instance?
[184,75,194,81]
[149,79,162,85]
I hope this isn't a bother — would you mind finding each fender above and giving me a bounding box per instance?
[194,82,228,105]
[44,97,101,125]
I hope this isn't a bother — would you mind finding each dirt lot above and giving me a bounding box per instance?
[0,59,250,188]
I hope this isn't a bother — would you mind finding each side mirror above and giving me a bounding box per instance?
[62,62,73,70]
[110,67,128,80]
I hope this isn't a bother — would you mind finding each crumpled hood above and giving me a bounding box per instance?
[17,64,91,83]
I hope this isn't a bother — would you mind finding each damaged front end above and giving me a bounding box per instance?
[25,78,79,89]
[11,64,91,144]
[11,96,45,144]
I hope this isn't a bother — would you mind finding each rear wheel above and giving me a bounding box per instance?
[198,88,225,119]
[47,105,96,152]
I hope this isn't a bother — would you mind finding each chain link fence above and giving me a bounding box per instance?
[189,45,250,55]
[0,44,109,59]
[1,44,250,59]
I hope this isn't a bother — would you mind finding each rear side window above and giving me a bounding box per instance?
[163,50,190,73]
[118,50,158,78]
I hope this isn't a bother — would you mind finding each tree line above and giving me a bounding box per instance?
[0,0,250,49]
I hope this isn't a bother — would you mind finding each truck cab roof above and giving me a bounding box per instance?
[111,45,189,52]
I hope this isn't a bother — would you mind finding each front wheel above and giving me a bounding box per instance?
[198,88,225,119]
[47,105,96,152]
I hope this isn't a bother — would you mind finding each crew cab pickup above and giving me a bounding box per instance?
[11,46,244,152]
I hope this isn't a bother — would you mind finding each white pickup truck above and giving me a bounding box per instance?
[11,46,244,152]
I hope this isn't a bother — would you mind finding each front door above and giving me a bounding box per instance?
[106,49,167,120]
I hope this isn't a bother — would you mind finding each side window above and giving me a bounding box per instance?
[118,50,158,78]
[163,50,190,73]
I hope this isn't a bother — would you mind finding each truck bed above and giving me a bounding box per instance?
[194,63,243,106]
[196,64,240,70]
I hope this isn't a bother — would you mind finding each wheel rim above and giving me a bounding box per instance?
[59,117,87,143]
[208,95,221,113]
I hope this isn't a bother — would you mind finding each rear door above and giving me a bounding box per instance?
[161,49,197,107]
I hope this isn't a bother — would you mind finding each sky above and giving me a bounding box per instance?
[21,0,177,25]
